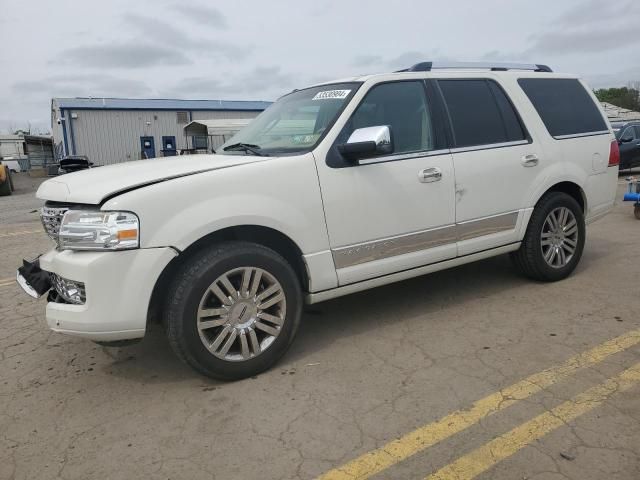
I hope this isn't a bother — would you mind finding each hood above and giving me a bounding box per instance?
[37,154,264,204]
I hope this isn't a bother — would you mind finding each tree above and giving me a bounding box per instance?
[594,84,640,111]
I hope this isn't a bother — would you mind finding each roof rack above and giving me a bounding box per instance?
[395,61,553,73]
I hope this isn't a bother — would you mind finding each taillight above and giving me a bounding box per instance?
[609,140,620,167]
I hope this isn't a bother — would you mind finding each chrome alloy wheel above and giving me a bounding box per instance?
[197,267,286,362]
[541,207,578,268]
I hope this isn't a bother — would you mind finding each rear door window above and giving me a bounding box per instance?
[438,79,526,148]
[518,78,607,138]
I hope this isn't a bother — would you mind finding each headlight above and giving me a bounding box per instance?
[58,210,140,250]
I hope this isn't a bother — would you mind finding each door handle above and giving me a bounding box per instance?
[521,154,539,167]
[418,167,442,183]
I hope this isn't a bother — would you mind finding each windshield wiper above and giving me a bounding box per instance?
[222,143,268,156]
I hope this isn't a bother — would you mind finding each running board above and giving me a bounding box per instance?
[305,243,520,304]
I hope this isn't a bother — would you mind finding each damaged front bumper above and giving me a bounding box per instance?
[16,247,178,341]
[16,257,51,298]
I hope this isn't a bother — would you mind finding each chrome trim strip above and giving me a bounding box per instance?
[355,139,531,165]
[332,224,457,269]
[309,243,522,304]
[449,140,528,154]
[357,149,450,165]
[553,130,609,140]
[456,211,519,241]
[331,211,519,269]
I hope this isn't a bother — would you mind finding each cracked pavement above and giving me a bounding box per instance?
[0,173,639,480]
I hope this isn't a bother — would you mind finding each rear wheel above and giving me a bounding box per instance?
[510,192,585,282]
[165,241,302,380]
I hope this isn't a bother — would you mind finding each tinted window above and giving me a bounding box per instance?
[518,78,607,138]
[339,81,434,154]
[634,126,640,138]
[439,79,526,148]
[621,127,636,140]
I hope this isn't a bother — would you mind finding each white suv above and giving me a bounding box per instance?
[20,62,619,379]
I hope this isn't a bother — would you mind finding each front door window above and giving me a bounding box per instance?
[338,81,434,155]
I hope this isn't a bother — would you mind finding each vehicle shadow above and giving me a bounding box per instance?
[287,254,528,363]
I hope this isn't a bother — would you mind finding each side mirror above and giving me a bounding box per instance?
[338,125,393,160]
[620,136,634,143]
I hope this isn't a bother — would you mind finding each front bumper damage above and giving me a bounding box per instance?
[16,247,178,341]
[17,257,51,298]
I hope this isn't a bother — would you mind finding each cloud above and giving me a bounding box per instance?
[552,0,639,27]
[480,50,524,62]
[122,13,199,48]
[523,0,640,57]
[584,66,640,88]
[385,51,427,70]
[203,41,253,61]
[351,55,383,67]
[120,13,251,61]
[57,43,191,68]
[524,24,640,56]
[174,4,227,28]
[351,50,451,72]
[12,74,152,98]
[164,66,294,99]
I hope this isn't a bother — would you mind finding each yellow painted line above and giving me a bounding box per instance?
[0,229,42,238]
[426,362,640,480]
[317,328,640,480]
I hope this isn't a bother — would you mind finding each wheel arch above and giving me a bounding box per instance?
[519,180,586,241]
[147,225,309,325]
[541,181,587,213]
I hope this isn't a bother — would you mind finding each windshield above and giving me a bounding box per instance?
[220,82,360,155]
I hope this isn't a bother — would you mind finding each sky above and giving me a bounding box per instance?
[1,0,640,134]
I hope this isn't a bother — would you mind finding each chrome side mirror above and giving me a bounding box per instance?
[338,125,393,160]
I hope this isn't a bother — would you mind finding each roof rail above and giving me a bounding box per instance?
[395,61,553,73]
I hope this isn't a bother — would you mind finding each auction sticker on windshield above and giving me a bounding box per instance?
[312,89,351,100]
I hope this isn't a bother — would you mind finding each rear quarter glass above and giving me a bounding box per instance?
[518,78,607,138]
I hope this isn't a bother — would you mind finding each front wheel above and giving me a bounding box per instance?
[510,192,585,282]
[165,241,302,380]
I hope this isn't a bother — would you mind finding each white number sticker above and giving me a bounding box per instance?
[312,89,351,100]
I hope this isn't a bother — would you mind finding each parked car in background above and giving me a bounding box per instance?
[612,121,640,170]
[20,62,619,380]
[58,155,93,175]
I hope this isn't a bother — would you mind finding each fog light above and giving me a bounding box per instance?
[50,274,86,305]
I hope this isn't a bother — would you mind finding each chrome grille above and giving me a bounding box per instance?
[40,206,68,245]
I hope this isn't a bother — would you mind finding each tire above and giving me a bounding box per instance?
[164,241,302,380]
[510,192,585,282]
